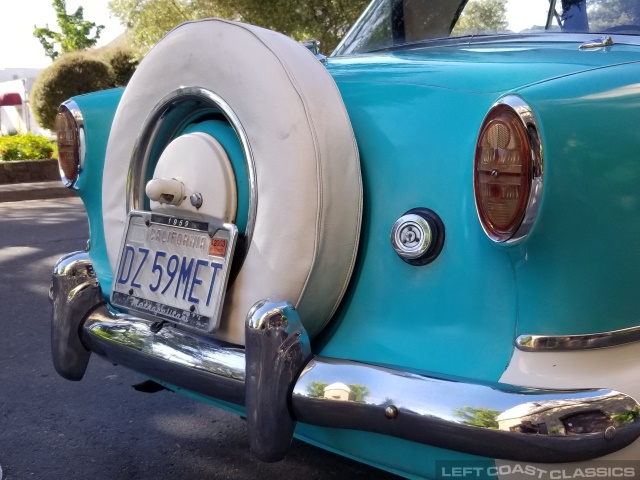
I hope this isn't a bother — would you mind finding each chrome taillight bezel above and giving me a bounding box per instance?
[56,100,85,188]
[474,95,544,244]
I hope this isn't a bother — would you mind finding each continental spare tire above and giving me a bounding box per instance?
[102,19,362,345]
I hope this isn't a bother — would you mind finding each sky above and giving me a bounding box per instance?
[0,0,551,69]
[0,0,125,69]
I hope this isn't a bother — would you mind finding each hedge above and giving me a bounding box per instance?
[30,53,115,130]
[30,44,141,130]
[0,133,57,161]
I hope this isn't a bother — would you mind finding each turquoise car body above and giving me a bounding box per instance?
[53,1,640,478]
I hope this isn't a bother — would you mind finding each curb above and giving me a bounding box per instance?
[0,181,76,203]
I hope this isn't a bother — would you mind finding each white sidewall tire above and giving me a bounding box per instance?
[103,19,362,345]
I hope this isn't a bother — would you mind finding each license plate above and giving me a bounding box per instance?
[110,211,237,334]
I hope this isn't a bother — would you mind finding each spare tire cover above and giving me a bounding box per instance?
[102,19,362,345]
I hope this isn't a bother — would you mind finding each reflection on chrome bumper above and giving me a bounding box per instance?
[52,252,640,463]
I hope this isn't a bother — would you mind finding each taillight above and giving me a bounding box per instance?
[474,97,543,243]
[55,101,84,187]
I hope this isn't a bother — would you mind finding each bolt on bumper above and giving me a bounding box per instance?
[52,251,640,463]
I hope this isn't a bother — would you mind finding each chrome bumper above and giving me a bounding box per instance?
[52,251,640,463]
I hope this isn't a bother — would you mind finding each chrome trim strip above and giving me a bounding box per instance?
[517,326,640,351]
[52,255,640,463]
[58,99,86,189]
[127,86,257,268]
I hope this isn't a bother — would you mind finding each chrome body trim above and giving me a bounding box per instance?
[517,326,640,351]
[475,95,544,244]
[52,254,640,463]
[58,99,86,189]
[127,86,257,268]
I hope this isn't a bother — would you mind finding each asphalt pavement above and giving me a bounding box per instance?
[0,181,74,203]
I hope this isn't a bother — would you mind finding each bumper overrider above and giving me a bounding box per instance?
[51,251,640,463]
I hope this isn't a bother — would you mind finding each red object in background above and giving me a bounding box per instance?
[0,92,23,107]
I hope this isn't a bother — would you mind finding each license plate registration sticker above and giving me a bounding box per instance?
[110,211,237,334]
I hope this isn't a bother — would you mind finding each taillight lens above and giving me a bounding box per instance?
[474,102,535,242]
[55,107,80,186]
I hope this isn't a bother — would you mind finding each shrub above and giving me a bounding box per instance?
[30,52,114,130]
[0,133,57,161]
[101,46,140,87]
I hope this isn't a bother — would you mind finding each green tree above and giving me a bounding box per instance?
[108,0,204,56]
[452,0,508,36]
[588,0,640,31]
[223,0,368,54]
[34,0,105,61]
[347,384,370,403]
[306,381,329,398]
[454,406,500,429]
[108,0,368,55]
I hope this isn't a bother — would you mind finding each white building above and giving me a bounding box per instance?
[323,382,351,401]
[0,68,50,136]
